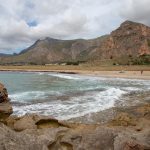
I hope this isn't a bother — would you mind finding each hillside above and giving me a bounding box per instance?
[92,21,150,64]
[0,20,150,65]
[0,37,107,65]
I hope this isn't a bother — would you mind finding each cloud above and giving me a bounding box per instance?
[0,0,149,53]
[120,0,150,26]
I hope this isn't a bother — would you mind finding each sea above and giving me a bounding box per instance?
[0,71,150,120]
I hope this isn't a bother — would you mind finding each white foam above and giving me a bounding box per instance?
[9,91,61,102]
[12,88,127,120]
[38,72,44,75]
[48,73,80,80]
[8,72,150,120]
[122,87,140,91]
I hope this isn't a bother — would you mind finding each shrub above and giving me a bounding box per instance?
[147,39,150,47]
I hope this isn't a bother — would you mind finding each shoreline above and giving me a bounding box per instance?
[0,69,150,80]
[0,74,150,149]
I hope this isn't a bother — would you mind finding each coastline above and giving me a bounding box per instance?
[0,68,150,80]
[0,72,150,149]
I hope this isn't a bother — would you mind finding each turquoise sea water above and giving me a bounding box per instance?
[0,71,150,120]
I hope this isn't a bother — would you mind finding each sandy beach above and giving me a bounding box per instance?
[0,70,150,80]
[0,65,150,80]
[79,70,150,80]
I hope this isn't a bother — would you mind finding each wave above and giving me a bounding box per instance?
[48,73,80,80]
[9,91,62,102]
[8,72,150,120]
[38,72,45,75]
[122,87,141,91]
[12,88,126,120]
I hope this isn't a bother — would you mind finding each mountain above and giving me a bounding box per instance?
[0,20,150,65]
[0,36,108,65]
[0,53,12,57]
[90,20,150,64]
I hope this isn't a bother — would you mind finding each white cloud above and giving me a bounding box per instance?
[0,0,149,53]
[120,0,150,26]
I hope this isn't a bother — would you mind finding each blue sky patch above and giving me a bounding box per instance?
[27,20,38,27]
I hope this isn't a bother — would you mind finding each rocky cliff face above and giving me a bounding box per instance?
[0,20,150,65]
[91,21,150,61]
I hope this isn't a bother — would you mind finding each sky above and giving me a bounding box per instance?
[0,0,150,54]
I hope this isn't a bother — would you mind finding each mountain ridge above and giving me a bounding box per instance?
[0,20,150,65]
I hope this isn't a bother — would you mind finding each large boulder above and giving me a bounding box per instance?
[0,83,9,102]
[0,82,13,120]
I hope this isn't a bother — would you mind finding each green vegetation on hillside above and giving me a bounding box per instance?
[132,54,150,65]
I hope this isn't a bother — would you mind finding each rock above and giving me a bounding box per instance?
[136,104,150,118]
[0,122,68,150]
[0,82,13,121]
[1,121,150,150]
[114,130,150,150]
[134,118,150,132]
[12,114,69,131]
[56,127,116,150]
[5,115,18,129]
[35,115,69,129]
[0,102,13,120]
[0,83,9,102]
[13,115,37,131]
[109,112,137,126]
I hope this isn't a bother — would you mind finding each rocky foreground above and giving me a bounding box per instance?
[0,82,150,150]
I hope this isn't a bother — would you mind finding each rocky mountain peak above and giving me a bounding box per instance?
[44,37,60,42]
[108,20,150,57]
[112,20,150,37]
[120,20,139,27]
